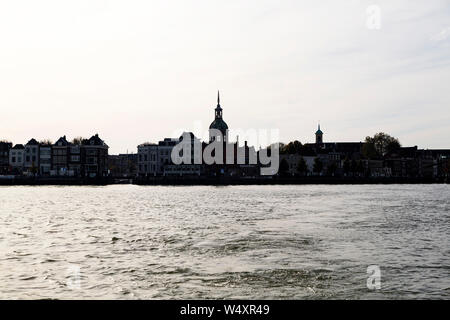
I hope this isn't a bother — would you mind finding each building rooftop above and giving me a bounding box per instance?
[83,134,108,147]
[26,138,39,145]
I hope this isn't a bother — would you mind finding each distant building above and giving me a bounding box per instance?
[209,91,229,143]
[68,143,81,176]
[137,93,265,178]
[24,138,40,174]
[279,154,316,176]
[302,124,365,175]
[137,138,179,176]
[9,144,25,174]
[51,134,108,177]
[137,133,203,177]
[52,136,70,175]
[39,143,52,176]
[108,153,137,178]
[82,134,109,178]
[315,124,323,146]
[0,142,12,174]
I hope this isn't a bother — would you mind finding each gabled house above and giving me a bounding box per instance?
[81,134,109,177]
[52,136,70,175]
[24,138,40,174]
[9,144,25,174]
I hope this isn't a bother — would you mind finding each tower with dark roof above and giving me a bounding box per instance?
[315,123,323,145]
[209,91,229,143]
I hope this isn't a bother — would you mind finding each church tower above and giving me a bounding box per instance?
[209,91,229,143]
[315,123,323,145]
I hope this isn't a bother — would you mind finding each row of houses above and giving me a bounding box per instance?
[134,94,450,179]
[137,133,259,178]
[135,94,261,178]
[2,94,449,180]
[278,128,450,178]
[0,134,109,177]
[279,151,448,178]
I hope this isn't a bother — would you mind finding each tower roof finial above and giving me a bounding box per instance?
[315,121,323,135]
[217,90,220,106]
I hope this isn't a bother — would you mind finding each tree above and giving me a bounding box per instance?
[279,159,290,175]
[362,142,378,159]
[282,140,303,154]
[313,157,323,175]
[71,137,86,145]
[363,132,401,158]
[297,157,308,176]
[39,139,53,145]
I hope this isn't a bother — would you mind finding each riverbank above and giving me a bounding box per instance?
[0,176,448,186]
[133,176,448,185]
[0,176,447,186]
[0,177,112,185]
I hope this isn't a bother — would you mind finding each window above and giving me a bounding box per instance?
[12,157,16,163]
[71,155,80,162]
[55,149,66,156]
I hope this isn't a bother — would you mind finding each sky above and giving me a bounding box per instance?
[0,0,449,154]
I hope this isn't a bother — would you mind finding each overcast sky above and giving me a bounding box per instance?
[1,0,449,154]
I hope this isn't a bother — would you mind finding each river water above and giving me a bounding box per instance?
[0,184,448,299]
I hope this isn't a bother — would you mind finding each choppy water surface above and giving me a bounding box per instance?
[0,184,449,299]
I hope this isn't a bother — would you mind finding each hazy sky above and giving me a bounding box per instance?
[1,0,449,154]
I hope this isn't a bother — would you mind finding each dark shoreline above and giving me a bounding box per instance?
[134,176,448,185]
[0,176,447,186]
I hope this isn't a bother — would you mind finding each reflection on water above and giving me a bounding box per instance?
[0,184,449,299]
